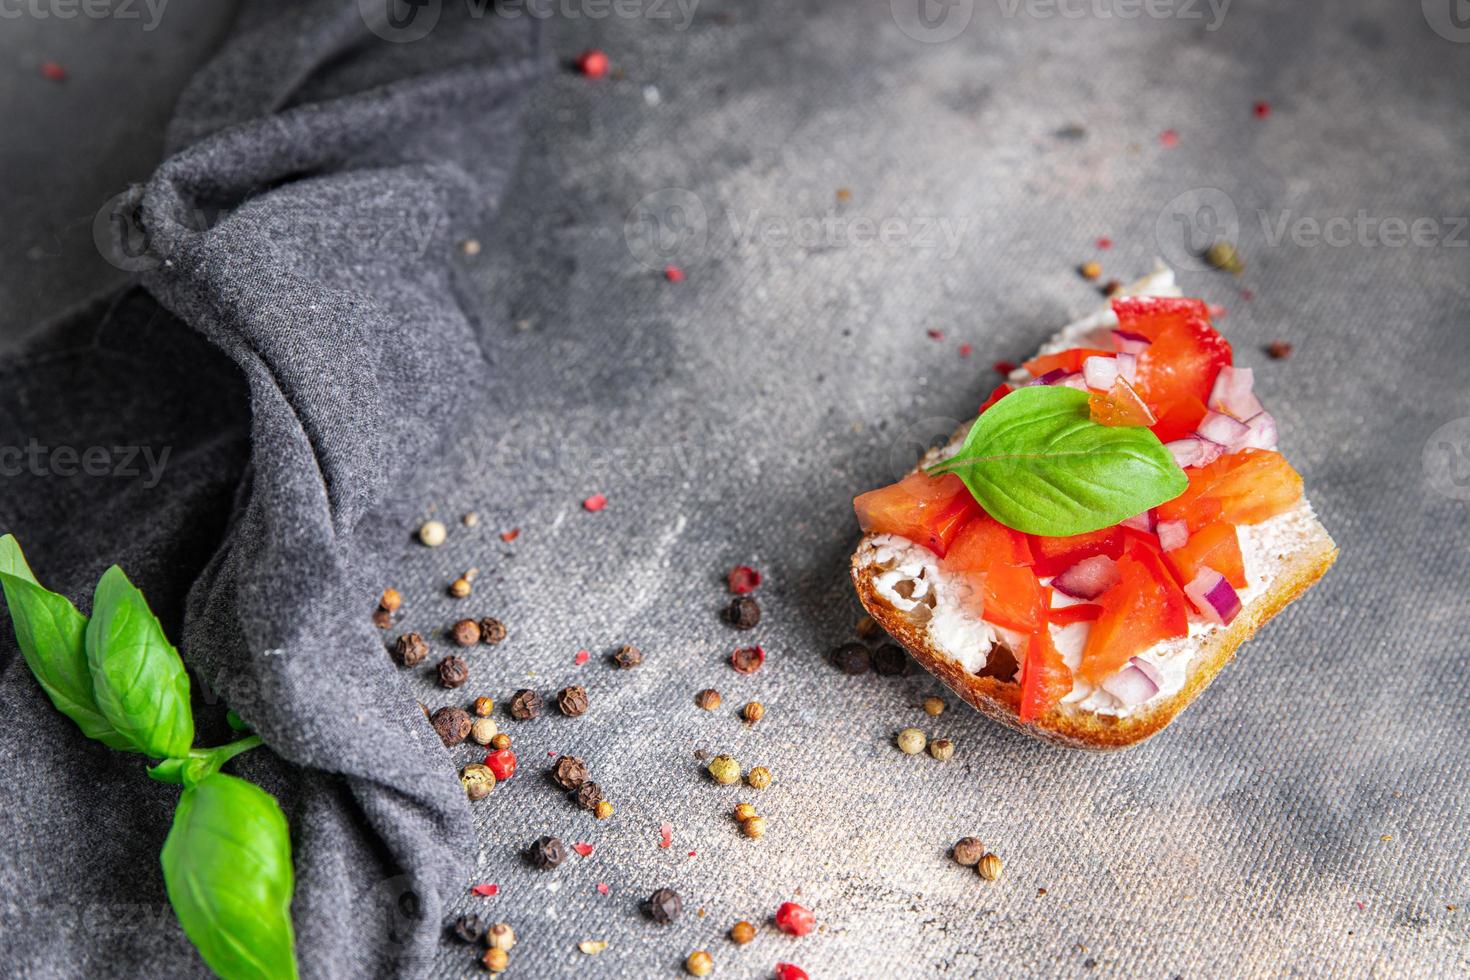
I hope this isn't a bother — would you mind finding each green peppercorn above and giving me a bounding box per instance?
[707,754,740,785]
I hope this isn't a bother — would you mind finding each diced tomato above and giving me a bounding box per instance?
[1027,527,1123,578]
[943,516,1044,631]
[1156,449,1303,531]
[984,562,1049,633]
[944,514,1034,570]
[854,471,981,557]
[1163,521,1246,590]
[1149,395,1209,444]
[1114,297,1233,412]
[978,382,1013,415]
[1047,603,1102,625]
[1018,627,1072,723]
[1023,347,1112,378]
[1089,378,1156,427]
[1079,539,1189,683]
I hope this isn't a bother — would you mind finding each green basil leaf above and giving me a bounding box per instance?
[928,385,1187,536]
[85,565,194,759]
[162,773,299,980]
[0,535,134,750]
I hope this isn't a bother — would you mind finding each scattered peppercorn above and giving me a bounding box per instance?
[707,755,740,785]
[431,706,472,747]
[1079,260,1102,281]
[929,738,955,761]
[473,696,495,717]
[530,835,566,870]
[775,963,808,980]
[451,913,485,943]
[923,696,946,717]
[437,655,469,689]
[727,565,762,594]
[509,689,543,720]
[897,727,927,754]
[471,718,498,745]
[372,609,393,629]
[552,755,590,791]
[686,950,714,977]
[742,701,765,724]
[451,618,481,646]
[978,852,1003,881]
[448,577,472,599]
[485,748,517,781]
[576,48,608,78]
[952,837,986,867]
[872,643,908,676]
[733,802,757,822]
[730,646,765,674]
[613,644,643,668]
[746,766,772,790]
[594,800,613,820]
[393,632,428,667]
[644,888,683,924]
[1205,240,1243,274]
[490,733,512,751]
[557,685,590,717]
[696,689,722,711]
[574,781,604,811]
[418,520,447,547]
[479,617,507,645]
[462,512,480,527]
[1102,279,1123,297]
[486,922,516,951]
[741,815,767,839]
[729,920,756,945]
[830,642,871,675]
[1266,341,1294,360]
[379,588,402,613]
[774,901,814,937]
[482,947,508,972]
[725,596,761,630]
[460,763,496,801]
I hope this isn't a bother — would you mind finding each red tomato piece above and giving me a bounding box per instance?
[1156,449,1304,531]
[980,563,1049,633]
[1079,539,1189,683]
[1023,347,1112,378]
[943,516,1042,630]
[853,471,981,557]
[1149,395,1210,444]
[1018,626,1073,723]
[1027,527,1124,578]
[1163,521,1247,589]
[943,514,1034,571]
[1114,297,1233,411]
[1047,603,1103,625]
[978,382,1013,415]
[1112,296,1211,341]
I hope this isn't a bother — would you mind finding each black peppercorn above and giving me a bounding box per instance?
[450,913,485,944]
[394,632,428,667]
[479,617,508,645]
[831,642,871,675]
[530,835,566,870]
[643,887,682,925]
[509,689,542,720]
[551,755,589,791]
[450,618,481,646]
[573,780,604,811]
[437,655,469,689]
[725,596,761,630]
[612,644,642,669]
[557,685,589,717]
[872,643,909,676]
[430,706,472,747]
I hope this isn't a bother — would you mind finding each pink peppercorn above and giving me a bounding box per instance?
[774,901,814,937]
[577,49,608,78]
[485,748,517,781]
[775,964,808,980]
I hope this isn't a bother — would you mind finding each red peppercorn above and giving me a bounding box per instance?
[485,748,517,781]
[577,49,608,78]
[727,565,761,594]
[664,265,685,283]
[40,60,66,82]
[774,901,814,937]
[1253,100,1271,119]
[775,963,808,980]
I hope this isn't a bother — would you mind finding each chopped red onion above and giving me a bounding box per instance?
[1209,365,1263,420]
[1196,410,1251,447]
[1082,356,1118,391]
[1157,519,1189,552]
[1121,508,1155,532]
[1115,351,1139,384]
[1184,567,1242,624]
[1026,367,1069,387]
[1165,436,1225,469]
[1100,657,1162,705]
[1236,411,1278,451]
[1057,372,1088,390]
[1053,555,1121,599]
[1111,329,1152,355]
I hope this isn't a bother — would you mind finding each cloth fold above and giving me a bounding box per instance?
[0,3,546,976]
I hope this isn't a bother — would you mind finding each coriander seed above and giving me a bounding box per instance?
[486,922,516,951]
[929,737,955,761]
[436,655,469,689]
[450,618,481,646]
[557,685,590,717]
[430,706,472,747]
[594,800,613,820]
[490,732,512,750]
[460,763,496,801]
[978,852,1003,881]
[730,920,756,945]
[696,688,722,711]
[482,947,508,972]
[393,633,428,668]
[530,835,566,870]
[897,727,927,754]
[686,950,714,977]
[923,696,946,716]
[479,617,507,645]
[745,766,772,790]
[574,781,604,811]
[734,802,757,822]
[742,701,765,723]
[509,688,542,720]
[448,576,472,599]
[1079,260,1102,280]
[379,588,402,613]
[473,696,494,717]
[741,815,767,839]
[552,755,589,791]
[952,837,985,867]
[707,755,740,785]
[418,520,447,547]
[613,644,642,668]
[372,609,392,629]
[471,718,498,745]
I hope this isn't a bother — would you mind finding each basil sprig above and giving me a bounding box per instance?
[927,386,1187,536]
[0,535,299,980]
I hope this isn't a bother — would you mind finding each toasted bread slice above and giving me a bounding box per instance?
[849,268,1338,750]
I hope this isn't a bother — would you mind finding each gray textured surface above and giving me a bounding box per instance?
[4,1,1470,978]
